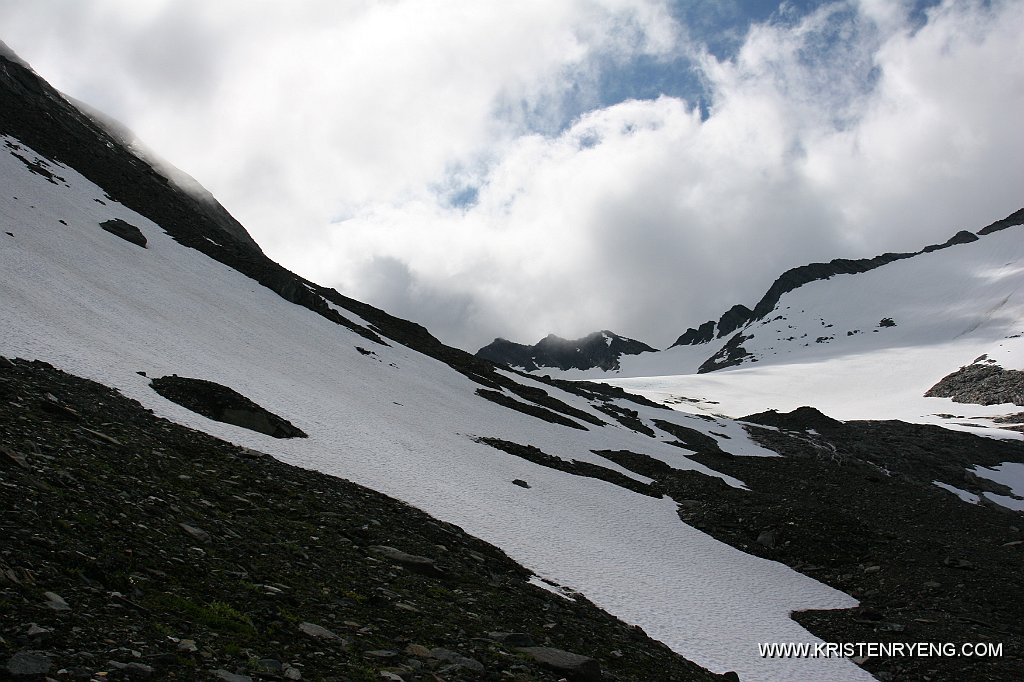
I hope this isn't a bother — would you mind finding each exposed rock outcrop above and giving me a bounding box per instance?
[926,363,1024,406]
[99,218,147,248]
[149,375,308,438]
[477,331,656,372]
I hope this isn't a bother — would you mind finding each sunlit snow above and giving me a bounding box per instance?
[0,136,874,680]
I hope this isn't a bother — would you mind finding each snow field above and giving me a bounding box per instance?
[0,137,873,680]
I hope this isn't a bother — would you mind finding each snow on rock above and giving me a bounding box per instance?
[0,136,873,681]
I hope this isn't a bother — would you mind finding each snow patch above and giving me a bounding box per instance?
[932,481,980,505]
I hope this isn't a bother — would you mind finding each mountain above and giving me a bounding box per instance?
[3,44,1024,682]
[485,210,1024,421]
[477,331,656,373]
[671,304,754,347]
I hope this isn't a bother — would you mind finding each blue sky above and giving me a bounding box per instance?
[0,0,1021,350]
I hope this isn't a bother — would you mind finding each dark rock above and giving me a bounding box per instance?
[672,321,716,347]
[254,659,283,674]
[489,631,536,647]
[698,334,753,373]
[179,523,212,544]
[368,546,443,577]
[1,445,30,469]
[516,646,601,680]
[298,622,345,643]
[976,207,1024,235]
[150,375,307,438]
[429,648,485,672]
[213,671,254,682]
[109,661,154,678]
[925,363,1024,407]
[99,218,147,248]
[363,650,398,659]
[477,437,659,497]
[756,530,777,548]
[475,388,587,430]
[942,557,975,570]
[716,305,753,338]
[6,651,53,676]
[741,406,843,433]
[476,331,655,372]
[512,479,530,489]
[921,230,979,252]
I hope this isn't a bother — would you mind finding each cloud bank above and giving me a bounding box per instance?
[1,0,1021,350]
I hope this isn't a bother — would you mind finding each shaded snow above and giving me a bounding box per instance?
[972,462,1024,510]
[0,136,872,681]
[933,481,980,505]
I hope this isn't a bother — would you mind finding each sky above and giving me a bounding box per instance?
[1,0,1022,352]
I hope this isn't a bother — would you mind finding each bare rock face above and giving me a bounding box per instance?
[99,218,147,248]
[672,321,715,347]
[149,375,307,438]
[925,363,1024,406]
[476,330,655,372]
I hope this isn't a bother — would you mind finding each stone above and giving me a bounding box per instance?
[298,622,344,643]
[427,648,483,671]
[283,667,302,680]
[756,530,777,548]
[150,375,307,438]
[0,446,29,470]
[515,647,601,681]
[99,218,147,248]
[488,631,536,647]
[255,659,283,674]
[6,651,53,676]
[404,644,431,658]
[512,479,531,488]
[178,523,211,544]
[364,650,398,659]
[213,670,254,682]
[368,546,443,576]
[108,661,154,678]
[43,591,70,611]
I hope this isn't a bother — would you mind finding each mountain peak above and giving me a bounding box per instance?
[478,330,656,372]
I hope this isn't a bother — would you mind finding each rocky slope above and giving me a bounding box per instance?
[0,357,730,682]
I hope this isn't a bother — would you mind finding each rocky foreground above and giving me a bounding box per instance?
[0,357,730,682]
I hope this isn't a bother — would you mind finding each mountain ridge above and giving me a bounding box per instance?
[477,331,656,373]
[476,211,1024,377]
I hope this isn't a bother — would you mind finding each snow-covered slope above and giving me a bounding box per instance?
[602,222,1024,438]
[0,121,873,682]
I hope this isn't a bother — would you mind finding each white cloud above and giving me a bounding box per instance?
[0,0,1021,351]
